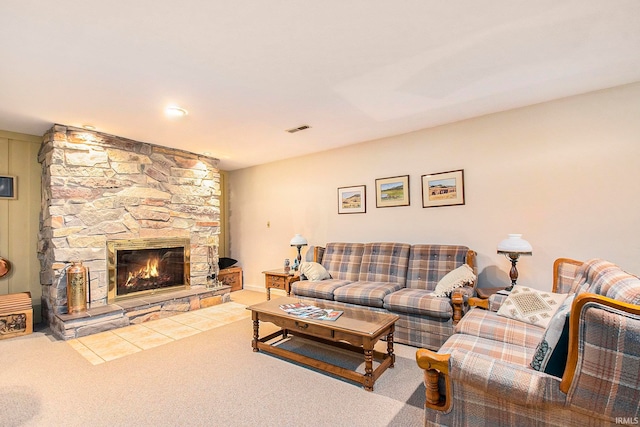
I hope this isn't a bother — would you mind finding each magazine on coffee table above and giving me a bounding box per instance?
[279,302,343,321]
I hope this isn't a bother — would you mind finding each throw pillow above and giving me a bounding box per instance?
[432,264,476,297]
[496,285,568,328]
[299,262,331,281]
[530,294,575,377]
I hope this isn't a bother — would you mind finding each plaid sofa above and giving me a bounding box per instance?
[292,242,477,349]
[416,258,640,426]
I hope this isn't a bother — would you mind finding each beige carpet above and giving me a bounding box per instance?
[0,291,425,427]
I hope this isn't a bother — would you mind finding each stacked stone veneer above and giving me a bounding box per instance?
[38,124,221,336]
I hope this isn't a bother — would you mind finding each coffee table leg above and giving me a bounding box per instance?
[387,325,395,368]
[252,316,260,352]
[363,346,374,391]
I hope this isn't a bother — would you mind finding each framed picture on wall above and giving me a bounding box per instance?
[338,185,366,214]
[421,169,464,208]
[0,176,16,200]
[375,175,410,208]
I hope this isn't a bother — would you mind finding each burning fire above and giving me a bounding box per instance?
[124,256,160,287]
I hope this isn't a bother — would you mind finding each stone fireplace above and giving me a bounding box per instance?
[38,125,226,339]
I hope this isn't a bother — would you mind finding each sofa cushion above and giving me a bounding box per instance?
[358,242,410,284]
[406,245,471,291]
[439,333,536,367]
[432,264,476,297]
[383,288,453,318]
[530,294,575,377]
[455,308,545,348]
[334,281,405,308]
[321,243,365,282]
[299,262,331,281]
[497,286,568,329]
[291,279,352,300]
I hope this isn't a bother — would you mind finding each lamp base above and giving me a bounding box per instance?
[505,253,520,291]
[295,245,303,270]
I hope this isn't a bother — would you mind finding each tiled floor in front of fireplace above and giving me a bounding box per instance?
[67,290,266,365]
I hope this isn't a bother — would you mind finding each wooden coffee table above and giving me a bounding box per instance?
[248,297,399,391]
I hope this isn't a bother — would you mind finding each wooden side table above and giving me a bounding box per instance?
[469,286,509,310]
[262,269,300,300]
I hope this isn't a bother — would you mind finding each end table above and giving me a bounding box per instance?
[469,286,509,310]
[262,269,300,300]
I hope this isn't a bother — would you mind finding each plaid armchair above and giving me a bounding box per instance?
[416,258,640,426]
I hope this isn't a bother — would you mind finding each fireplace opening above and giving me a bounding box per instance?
[107,238,190,303]
[117,247,184,297]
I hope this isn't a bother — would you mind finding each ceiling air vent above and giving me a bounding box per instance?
[286,125,311,133]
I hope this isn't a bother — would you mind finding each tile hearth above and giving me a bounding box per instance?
[56,286,231,340]
[68,301,250,364]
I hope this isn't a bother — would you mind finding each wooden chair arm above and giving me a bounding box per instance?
[313,246,325,263]
[416,349,452,411]
[552,257,583,293]
[465,249,477,274]
[468,297,489,309]
[451,290,465,324]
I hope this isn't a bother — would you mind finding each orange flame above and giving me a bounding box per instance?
[124,256,160,287]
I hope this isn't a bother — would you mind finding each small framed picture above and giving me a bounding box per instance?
[421,169,465,208]
[0,176,16,200]
[375,175,410,208]
[338,185,366,214]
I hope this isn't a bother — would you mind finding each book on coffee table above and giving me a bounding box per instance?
[279,302,343,321]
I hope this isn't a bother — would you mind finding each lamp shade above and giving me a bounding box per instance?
[290,234,308,246]
[497,234,532,254]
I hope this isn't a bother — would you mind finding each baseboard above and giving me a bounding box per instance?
[242,284,264,293]
[242,284,287,298]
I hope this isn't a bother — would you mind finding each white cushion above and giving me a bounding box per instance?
[299,262,331,281]
[431,264,476,297]
[497,285,568,329]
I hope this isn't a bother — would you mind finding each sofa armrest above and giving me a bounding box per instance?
[313,246,325,263]
[560,292,640,394]
[487,293,509,311]
[416,349,452,411]
[417,347,566,413]
[451,290,464,324]
[552,257,583,293]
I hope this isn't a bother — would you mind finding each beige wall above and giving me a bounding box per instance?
[229,82,640,292]
[0,130,42,321]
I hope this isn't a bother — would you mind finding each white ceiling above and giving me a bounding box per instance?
[1,1,639,170]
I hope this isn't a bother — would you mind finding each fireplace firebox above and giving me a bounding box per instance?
[107,238,191,303]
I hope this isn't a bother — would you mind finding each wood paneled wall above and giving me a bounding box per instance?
[0,130,42,322]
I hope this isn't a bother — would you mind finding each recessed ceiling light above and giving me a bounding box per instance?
[165,106,188,117]
[82,125,96,130]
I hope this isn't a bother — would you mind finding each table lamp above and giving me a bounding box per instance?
[497,234,532,291]
[290,234,308,267]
